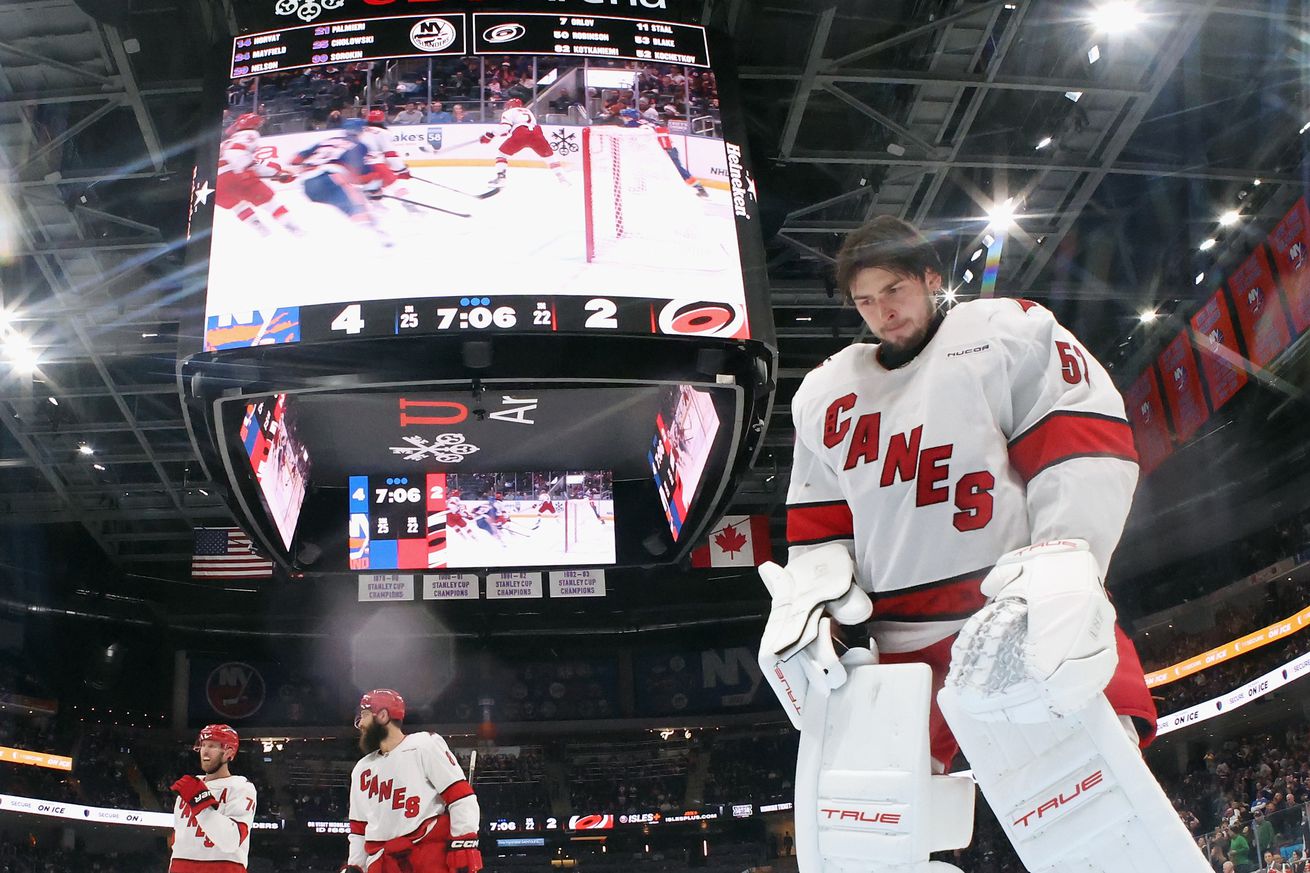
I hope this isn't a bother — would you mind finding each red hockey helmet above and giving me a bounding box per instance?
[494,492,503,500]
[504,97,524,109]
[194,724,239,757]
[231,112,264,132]
[366,109,386,124]
[356,688,406,727]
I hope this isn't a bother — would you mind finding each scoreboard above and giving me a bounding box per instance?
[181,0,775,571]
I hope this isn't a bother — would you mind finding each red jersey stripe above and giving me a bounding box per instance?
[440,779,474,805]
[870,571,989,622]
[786,500,854,546]
[350,819,366,835]
[1008,412,1137,482]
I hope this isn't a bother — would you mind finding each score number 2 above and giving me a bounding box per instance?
[584,298,617,329]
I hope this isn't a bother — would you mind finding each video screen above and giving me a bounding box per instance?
[348,470,614,569]
[239,394,311,549]
[202,10,753,350]
[649,385,721,540]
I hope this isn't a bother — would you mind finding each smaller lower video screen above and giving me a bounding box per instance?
[650,385,721,540]
[348,470,614,569]
[240,394,310,550]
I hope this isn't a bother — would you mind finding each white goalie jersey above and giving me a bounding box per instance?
[786,298,1140,654]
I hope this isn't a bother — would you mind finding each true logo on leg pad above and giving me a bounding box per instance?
[817,803,909,834]
[1009,769,1108,831]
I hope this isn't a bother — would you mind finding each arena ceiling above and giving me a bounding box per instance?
[0,0,1307,623]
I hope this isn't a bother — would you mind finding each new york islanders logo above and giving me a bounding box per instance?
[1173,366,1187,391]
[1207,327,1224,351]
[1291,241,1307,271]
[205,662,266,720]
[1139,401,1153,424]
[1247,286,1264,314]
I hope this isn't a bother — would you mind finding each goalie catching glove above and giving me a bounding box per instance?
[946,539,1118,723]
[447,834,482,873]
[171,774,218,815]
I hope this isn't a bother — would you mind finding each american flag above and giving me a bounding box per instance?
[192,527,274,579]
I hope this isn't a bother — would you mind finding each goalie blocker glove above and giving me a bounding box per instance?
[447,834,483,873]
[171,774,219,815]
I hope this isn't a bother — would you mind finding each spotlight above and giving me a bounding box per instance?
[1194,272,1205,285]
[1138,309,1158,323]
[985,197,1019,230]
[1199,238,1216,251]
[1035,136,1053,150]
[1088,2,1145,34]
[79,444,95,456]
[1218,210,1240,227]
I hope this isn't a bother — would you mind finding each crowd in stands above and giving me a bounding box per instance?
[223,55,720,135]
[700,731,792,807]
[0,840,163,873]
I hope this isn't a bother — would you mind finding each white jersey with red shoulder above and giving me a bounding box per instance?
[497,106,538,133]
[219,129,272,178]
[787,298,1139,654]
[361,125,407,173]
[347,731,478,869]
[170,774,258,872]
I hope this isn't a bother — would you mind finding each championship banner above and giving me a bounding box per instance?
[358,573,414,602]
[1156,648,1310,737]
[1190,288,1248,412]
[1228,246,1294,368]
[1268,196,1310,333]
[690,515,773,568]
[423,573,479,600]
[1123,366,1173,475]
[485,571,543,599]
[1144,602,1310,687]
[548,569,605,598]
[0,747,72,771]
[1156,329,1210,444]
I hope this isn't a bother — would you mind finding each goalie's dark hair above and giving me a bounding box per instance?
[835,215,943,299]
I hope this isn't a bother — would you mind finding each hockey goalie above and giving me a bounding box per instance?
[759,215,1209,872]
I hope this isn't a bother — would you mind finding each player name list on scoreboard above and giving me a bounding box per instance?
[473,14,709,68]
[230,12,708,78]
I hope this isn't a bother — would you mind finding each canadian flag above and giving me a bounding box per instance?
[690,515,774,568]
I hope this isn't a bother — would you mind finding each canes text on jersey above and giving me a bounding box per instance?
[358,769,422,817]
[823,394,994,532]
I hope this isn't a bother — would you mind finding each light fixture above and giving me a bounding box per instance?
[943,288,958,303]
[47,397,58,407]
[1035,136,1052,150]
[141,332,158,339]
[78,444,95,456]
[199,488,210,496]
[1138,309,1158,323]
[962,269,975,283]
[10,346,39,374]
[1089,2,1145,34]
[985,197,1019,230]
[1253,178,1262,186]
[1064,91,1084,102]
[1301,122,1310,136]
[1199,238,1216,251]
[970,248,984,262]
[1194,272,1205,285]
[1087,44,1101,64]
[93,463,106,471]
[1219,210,1240,227]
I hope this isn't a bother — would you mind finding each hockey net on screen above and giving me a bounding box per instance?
[582,126,725,269]
[563,499,606,553]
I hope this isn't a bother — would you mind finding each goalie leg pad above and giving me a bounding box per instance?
[795,661,974,873]
[937,688,1210,872]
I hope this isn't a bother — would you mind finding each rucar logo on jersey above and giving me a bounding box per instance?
[822,396,995,532]
[358,769,422,818]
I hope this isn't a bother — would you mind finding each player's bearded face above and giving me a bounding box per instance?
[850,266,940,352]
[358,716,388,754]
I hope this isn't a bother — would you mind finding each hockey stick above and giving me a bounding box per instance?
[378,194,470,218]
[410,175,500,200]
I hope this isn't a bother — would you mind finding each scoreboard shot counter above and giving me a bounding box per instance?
[181,0,776,572]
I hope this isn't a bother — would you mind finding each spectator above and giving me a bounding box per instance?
[426,101,452,123]
[393,102,424,124]
[451,104,471,123]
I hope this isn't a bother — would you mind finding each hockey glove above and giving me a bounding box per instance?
[447,834,483,873]
[171,775,218,814]
[946,539,1117,722]
[397,169,413,180]
[479,132,495,144]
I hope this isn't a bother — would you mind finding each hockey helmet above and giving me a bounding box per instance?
[342,117,366,133]
[194,724,239,757]
[366,109,386,124]
[619,108,640,120]
[356,688,406,727]
[231,112,264,132]
[504,97,524,109]
[494,492,503,500]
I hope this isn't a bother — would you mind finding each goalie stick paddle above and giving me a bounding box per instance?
[411,175,500,200]
[379,194,470,218]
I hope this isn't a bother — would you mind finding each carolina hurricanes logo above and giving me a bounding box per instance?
[1247,286,1264,314]
[1291,241,1307,271]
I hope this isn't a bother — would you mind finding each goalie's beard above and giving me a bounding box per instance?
[359,720,388,755]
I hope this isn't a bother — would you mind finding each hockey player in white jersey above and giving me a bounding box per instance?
[169,723,258,873]
[341,689,483,873]
[479,98,566,187]
[760,215,1209,872]
[359,109,421,213]
[216,113,302,236]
